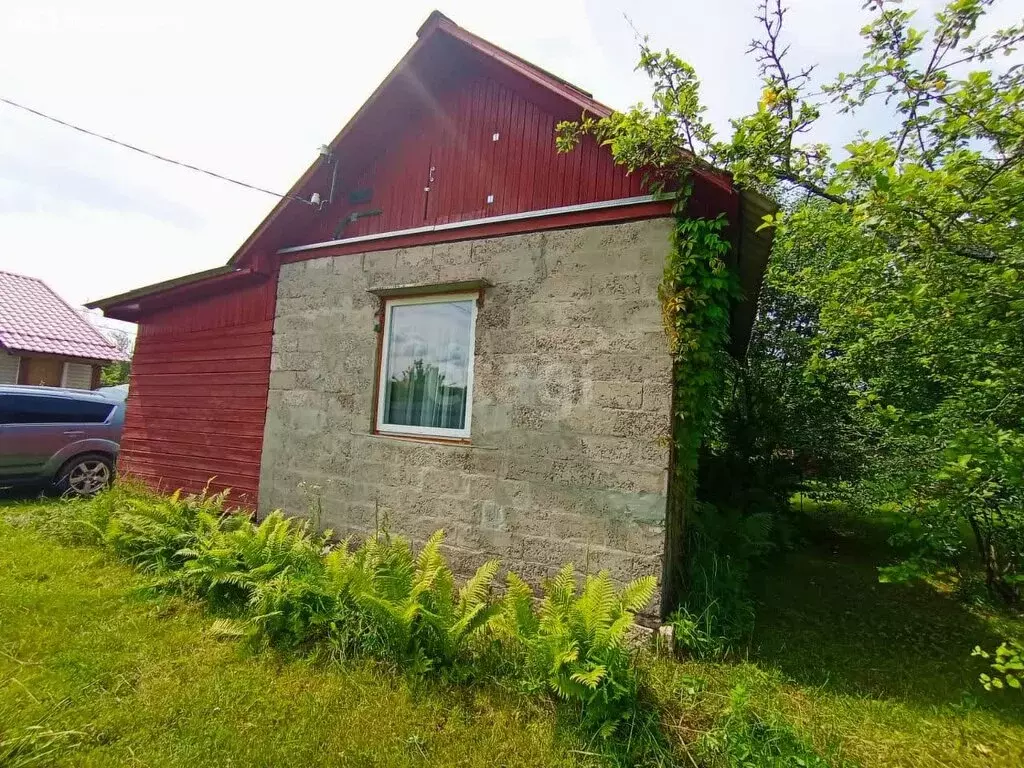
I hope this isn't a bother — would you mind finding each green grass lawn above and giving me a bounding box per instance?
[1,498,1022,767]
[0,512,583,768]
[650,507,1024,768]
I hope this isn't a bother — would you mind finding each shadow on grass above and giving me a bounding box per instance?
[749,510,1023,722]
[0,484,58,502]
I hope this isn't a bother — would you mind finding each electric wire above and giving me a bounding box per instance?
[0,96,312,205]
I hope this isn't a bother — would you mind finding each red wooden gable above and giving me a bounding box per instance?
[94,10,739,313]
[228,11,736,265]
[303,73,645,244]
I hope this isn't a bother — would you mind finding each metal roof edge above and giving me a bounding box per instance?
[730,188,778,358]
[86,265,239,311]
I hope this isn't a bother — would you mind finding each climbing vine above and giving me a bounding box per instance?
[661,212,734,478]
[658,209,737,608]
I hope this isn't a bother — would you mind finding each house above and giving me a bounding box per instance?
[88,11,772,615]
[0,270,128,389]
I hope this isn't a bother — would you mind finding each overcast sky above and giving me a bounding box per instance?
[1,0,1016,313]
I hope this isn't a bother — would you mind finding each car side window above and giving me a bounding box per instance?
[0,394,115,425]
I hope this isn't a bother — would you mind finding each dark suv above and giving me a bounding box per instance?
[0,386,125,495]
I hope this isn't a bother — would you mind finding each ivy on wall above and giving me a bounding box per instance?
[659,209,737,610]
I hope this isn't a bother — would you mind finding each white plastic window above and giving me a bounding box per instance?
[375,292,478,439]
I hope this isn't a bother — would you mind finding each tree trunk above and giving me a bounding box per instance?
[968,511,1020,605]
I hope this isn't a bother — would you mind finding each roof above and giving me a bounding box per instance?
[86,265,240,314]
[0,271,128,362]
[90,9,776,344]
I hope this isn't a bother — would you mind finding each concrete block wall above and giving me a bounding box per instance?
[259,218,675,610]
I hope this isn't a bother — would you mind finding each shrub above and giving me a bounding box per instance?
[973,640,1024,692]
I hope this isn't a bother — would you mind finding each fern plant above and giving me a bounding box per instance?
[36,486,663,738]
[336,530,502,673]
[48,485,230,573]
[178,511,330,615]
[506,564,657,735]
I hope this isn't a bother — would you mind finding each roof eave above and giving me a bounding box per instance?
[86,265,240,313]
[730,188,777,358]
[0,343,126,364]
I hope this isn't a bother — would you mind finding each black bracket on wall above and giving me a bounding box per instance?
[333,208,383,239]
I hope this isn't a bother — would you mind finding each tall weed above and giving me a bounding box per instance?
[669,504,765,659]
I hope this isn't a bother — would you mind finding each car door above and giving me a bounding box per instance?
[0,393,114,480]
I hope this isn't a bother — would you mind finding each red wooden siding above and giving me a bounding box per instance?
[298,71,646,246]
[119,277,276,507]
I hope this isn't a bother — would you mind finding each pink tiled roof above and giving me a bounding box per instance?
[0,271,128,362]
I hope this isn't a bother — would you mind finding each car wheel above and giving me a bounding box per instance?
[56,454,115,497]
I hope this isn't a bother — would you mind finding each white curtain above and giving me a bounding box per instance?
[383,300,472,430]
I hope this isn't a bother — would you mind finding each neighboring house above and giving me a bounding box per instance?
[89,12,773,615]
[0,270,128,389]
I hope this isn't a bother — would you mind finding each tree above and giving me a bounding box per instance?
[559,0,1024,602]
[100,330,134,387]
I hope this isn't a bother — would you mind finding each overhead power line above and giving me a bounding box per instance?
[0,96,312,205]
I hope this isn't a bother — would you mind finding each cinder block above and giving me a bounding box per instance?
[642,379,673,413]
[591,273,643,298]
[420,467,471,496]
[592,381,643,410]
[613,411,670,441]
[362,249,399,273]
[588,353,671,383]
[269,371,298,391]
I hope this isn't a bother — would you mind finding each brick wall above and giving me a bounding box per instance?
[259,218,674,611]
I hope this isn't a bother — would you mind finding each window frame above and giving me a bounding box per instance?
[374,291,479,440]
